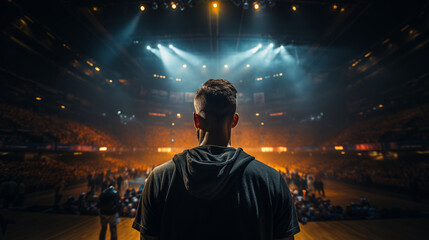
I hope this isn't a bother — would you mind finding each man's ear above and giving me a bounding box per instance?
[193,112,200,129]
[231,113,239,128]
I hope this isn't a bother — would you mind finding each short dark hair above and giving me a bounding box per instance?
[194,79,237,122]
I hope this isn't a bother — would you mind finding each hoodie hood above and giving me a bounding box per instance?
[173,145,255,200]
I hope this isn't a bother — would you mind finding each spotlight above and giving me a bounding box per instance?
[172,2,177,9]
[224,64,229,69]
[202,65,206,68]
[182,64,187,68]
[243,0,249,10]
[146,45,151,50]
[280,45,284,48]
[269,43,274,47]
[292,5,297,11]
[169,44,173,48]
[258,43,262,48]
[254,2,259,10]
[140,5,145,11]
[152,1,158,10]
[246,64,250,68]
[157,44,161,48]
[212,2,218,8]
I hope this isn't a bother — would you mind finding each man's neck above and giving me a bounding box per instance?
[198,129,231,147]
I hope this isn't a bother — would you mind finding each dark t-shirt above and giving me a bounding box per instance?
[133,146,300,240]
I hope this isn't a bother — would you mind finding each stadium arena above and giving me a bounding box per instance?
[1,0,428,239]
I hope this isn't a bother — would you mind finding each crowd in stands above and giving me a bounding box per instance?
[0,104,122,147]
[258,152,429,196]
[327,104,429,145]
[281,169,423,223]
[0,153,131,193]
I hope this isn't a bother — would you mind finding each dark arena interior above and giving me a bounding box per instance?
[1,0,429,239]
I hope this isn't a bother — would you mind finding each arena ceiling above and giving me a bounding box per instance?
[2,0,428,125]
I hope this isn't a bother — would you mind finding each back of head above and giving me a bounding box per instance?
[194,79,237,126]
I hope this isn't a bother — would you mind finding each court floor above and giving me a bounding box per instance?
[1,178,428,239]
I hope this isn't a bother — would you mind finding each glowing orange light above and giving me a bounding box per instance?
[99,147,107,151]
[148,112,166,117]
[335,146,344,151]
[269,112,284,117]
[140,5,145,11]
[278,147,288,152]
[60,105,66,109]
[261,147,274,152]
[176,113,181,118]
[171,2,177,9]
[73,152,83,155]
[379,104,383,108]
[157,147,172,153]
[255,113,260,116]
[260,122,264,126]
[35,97,42,101]
[86,61,93,67]
[171,122,175,126]
[92,6,98,12]
[364,52,372,58]
[213,2,218,8]
[254,3,259,10]
[292,5,297,11]
[340,7,345,12]
[332,4,338,10]
[95,67,100,71]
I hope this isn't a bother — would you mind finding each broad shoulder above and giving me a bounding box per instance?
[244,159,281,178]
[151,160,176,178]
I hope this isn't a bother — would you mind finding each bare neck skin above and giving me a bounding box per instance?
[197,126,231,147]
[194,112,239,147]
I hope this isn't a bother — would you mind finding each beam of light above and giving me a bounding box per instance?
[169,45,201,67]
[115,14,141,43]
[222,45,263,70]
[147,46,161,59]
[279,45,295,63]
[252,44,274,67]
[158,44,181,71]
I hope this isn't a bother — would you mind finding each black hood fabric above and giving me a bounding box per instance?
[173,145,255,200]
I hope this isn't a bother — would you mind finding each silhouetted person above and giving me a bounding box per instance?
[116,175,123,193]
[133,79,300,240]
[98,186,120,240]
[53,180,64,209]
